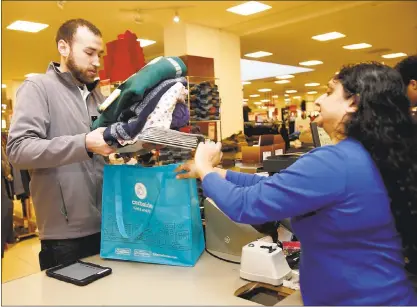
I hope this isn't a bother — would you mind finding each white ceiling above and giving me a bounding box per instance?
[2,1,417,109]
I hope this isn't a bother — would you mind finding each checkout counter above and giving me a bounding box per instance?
[2,251,302,305]
[3,198,302,306]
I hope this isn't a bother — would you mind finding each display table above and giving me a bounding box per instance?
[2,252,302,305]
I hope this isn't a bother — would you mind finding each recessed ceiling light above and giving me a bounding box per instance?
[305,83,320,87]
[244,51,273,58]
[284,94,289,97]
[284,98,291,102]
[258,88,272,92]
[261,106,268,110]
[276,74,294,79]
[272,95,279,98]
[307,91,318,94]
[299,60,323,66]
[275,80,290,84]
[254,102,262,105]
[243,99,249,102]
[25,73,39,77]
[261,99,270,102]
[250,94,260,98]
[242,81,251,85]
[226,1,272,16]
[137,39,156,47]
[286,90,297,94]
[293,96,301,99]
[382,52,407,59]
[312,31,346,41]
[7,20,49,33]
[1,84,6,89]
[343,43,372,50]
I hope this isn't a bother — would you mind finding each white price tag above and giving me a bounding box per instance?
[262,151,272,160]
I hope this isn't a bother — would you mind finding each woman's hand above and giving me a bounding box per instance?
[175,161,198,179]
[194,140,222,178]
[175,140,223,180]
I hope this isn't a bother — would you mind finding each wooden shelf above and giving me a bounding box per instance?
[190,120,220,123]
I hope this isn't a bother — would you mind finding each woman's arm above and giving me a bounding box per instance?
[199,146,347,224]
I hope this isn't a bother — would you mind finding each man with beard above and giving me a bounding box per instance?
[7,19,115,270]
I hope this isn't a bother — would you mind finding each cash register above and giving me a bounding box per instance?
[263,122,332,174]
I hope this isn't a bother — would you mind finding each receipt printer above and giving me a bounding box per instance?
[240,241,292,286]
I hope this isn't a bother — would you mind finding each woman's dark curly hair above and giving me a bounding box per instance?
[335,62,417,273]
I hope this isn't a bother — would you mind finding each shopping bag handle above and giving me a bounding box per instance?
[114,167,165,241]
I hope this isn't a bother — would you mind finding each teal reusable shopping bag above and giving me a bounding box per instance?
[100,163,205,266]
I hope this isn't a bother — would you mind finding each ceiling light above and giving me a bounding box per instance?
[299,60,323,66]
[258,88,271,92]
[1,84,6,89]
[250,94,260,98]
[243,99,249,102]
[173,11,180,23]
[2,104,6,109]
[244,51,273,58]
[272,95,279,98]
[226,1,271,16]
[307,91,318,94]
[343,43,372,50]
[261,99,270,102]
[276,74,294,79]
[382,52,407,59]
[261,106,268,110]
[254,102,262,105]
[242,81,251,85]
[286,90,297,94]
[284,94,289,97]
[275,80,290,84]
[312,31,346,41]
[293,96,301,99]
[137,39,156,47]
[25,73,39,77]
[305,83,320,87]
[284,98,291,102]
[241,59,313,81]
[7,20,49,33]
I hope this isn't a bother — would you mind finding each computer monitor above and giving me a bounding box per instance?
[310,122,333,147]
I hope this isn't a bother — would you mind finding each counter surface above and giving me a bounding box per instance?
[2,252,302,305]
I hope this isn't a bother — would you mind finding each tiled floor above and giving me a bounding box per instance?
[2,236,41,283]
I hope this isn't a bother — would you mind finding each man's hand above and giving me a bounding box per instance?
[85,128,116,156]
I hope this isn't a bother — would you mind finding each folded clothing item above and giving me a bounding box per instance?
[93,56,187,129]
[170,102,189,129]
[189,81,221,122]
[103,78,187,147]
[115,127,206,153]
[158,147,192,163]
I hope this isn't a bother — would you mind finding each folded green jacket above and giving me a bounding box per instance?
[92,56,187,129]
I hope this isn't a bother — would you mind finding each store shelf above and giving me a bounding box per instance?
[190,120,220,123]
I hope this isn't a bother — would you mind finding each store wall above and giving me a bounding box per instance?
[3,80,23,109]
[164,23,244,138]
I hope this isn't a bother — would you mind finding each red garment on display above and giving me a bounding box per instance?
[98,30,146,83]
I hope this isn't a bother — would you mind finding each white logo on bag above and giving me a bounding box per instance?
[135,183,147,200]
